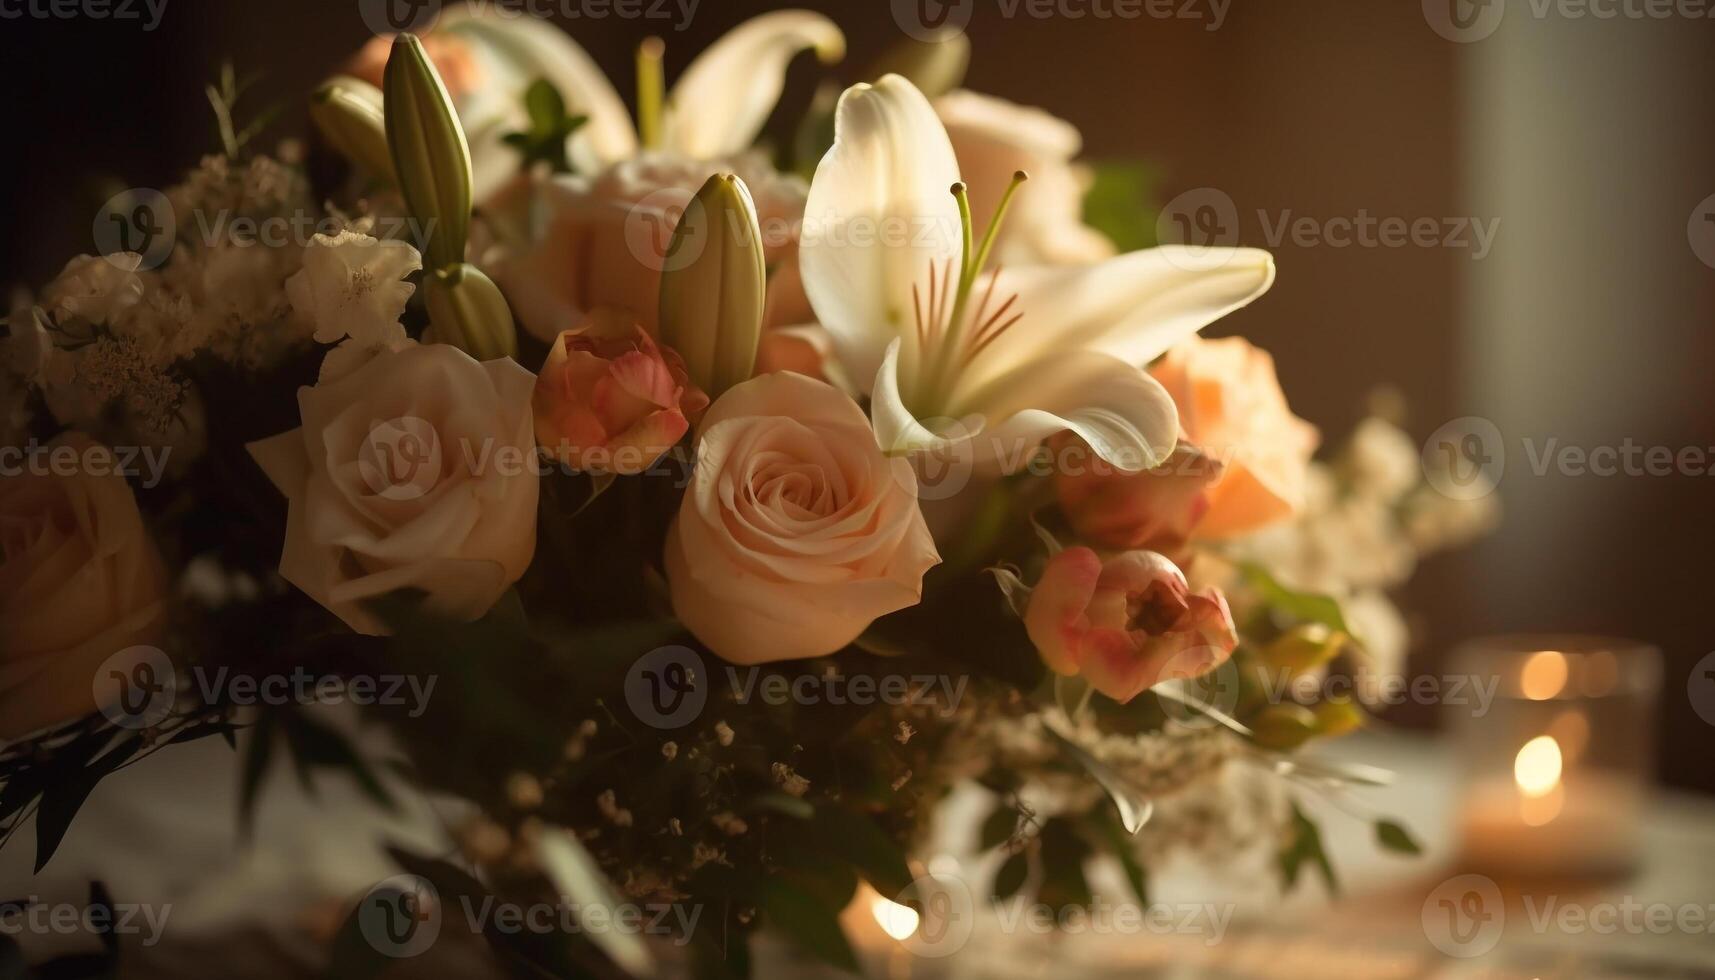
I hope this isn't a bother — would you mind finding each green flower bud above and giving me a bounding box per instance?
[383,33,472,271]
[1311,698,1365,738]
[1249,704,1319,752]
[310,76,394,184]
[657,173,764,398]
[865,29,971,98]
[423,264,517,362]
[1259,624,1347,677]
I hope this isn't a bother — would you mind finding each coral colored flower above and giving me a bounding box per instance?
[1025,547,1237,704]
[1051,432,1225,555]
[533,310,709,475]
[1149,337,1318,538]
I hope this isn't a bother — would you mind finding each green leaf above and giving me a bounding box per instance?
[992,852,1029,901]
[238,711,277,835]
[35,735,142,873]
[978,805,1019,851]
[1239,562,1351,635]
[1034,819,1093,911]
[1279,803,1339,896]
[1081,162,1161,253]
[1375,819,1423,856]
[756,879,858,974]
[1043,727,1153,834]
[810,806,913,896]
[539,828,653,977]
[501,78,586,174]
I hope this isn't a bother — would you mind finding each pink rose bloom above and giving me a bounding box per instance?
[1050,432,1225,556]
[533,311,709,476]
[666,372,940,664]
[1025,547,1237,704]
[1149,337,1319,539]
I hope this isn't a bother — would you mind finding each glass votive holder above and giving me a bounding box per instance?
[1447,634,1661,879]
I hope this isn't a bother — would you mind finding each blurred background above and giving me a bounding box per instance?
[3,0,1713,792]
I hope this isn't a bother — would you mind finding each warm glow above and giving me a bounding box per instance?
[1547,709,1590,763]
[1514,735,1564,798]
[871,896,919,941]
[1520,650,1569,700]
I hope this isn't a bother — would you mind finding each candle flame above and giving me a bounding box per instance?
[1514,735,1563,798]
[871,896,919,941]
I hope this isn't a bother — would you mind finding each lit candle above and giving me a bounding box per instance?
[1449,636,1660,879]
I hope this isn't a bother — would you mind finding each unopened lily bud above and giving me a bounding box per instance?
[865,29,970,98]
[309,76,394,184]
[657,173,764,398]
[424,264,518,362]
[1259,624,1347,677]
[383,33,472,271]
[1249,703,1319,752]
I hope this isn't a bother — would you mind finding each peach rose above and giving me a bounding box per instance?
[1051,432,1225,555]
[1025,547,1236,704]
[0,432,168,739]
[665,372,940,664]
[248,342,538,635]
[1149,337,1319,539]
[534,311,709,475]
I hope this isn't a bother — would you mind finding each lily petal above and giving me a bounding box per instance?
[961,246,1276,392]
[665,11,844,159]
[966,350,1180,474]
[800,75,962,392]
[438,5,637,171]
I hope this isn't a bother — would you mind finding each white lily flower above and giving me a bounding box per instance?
[432,6,842,184]
[798,75,1277,474]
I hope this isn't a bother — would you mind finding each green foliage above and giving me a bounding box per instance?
[501,78,587,174]
[1081,162,1161,253]
[1375,819,1423,856]
[1279,802,1339,896]
[1240,562,1352,635]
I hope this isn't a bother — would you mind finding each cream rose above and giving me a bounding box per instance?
[248,342,539,635]
[665,372,940,664]
[0,432,168,739]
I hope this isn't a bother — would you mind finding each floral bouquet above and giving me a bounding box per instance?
[0,7,1494,978]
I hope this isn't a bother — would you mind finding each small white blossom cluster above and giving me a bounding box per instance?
[2,146,422,465]
[1216,405,1500,680]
